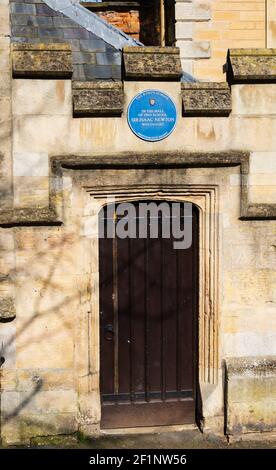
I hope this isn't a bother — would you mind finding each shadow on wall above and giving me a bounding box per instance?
[0,168,204,437]
[2,380,43,424]
[0,170,198,432]
[0,179,82,430]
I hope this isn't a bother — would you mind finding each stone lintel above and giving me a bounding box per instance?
[51,151,276,221]
[0,297,16,322]
[1,152,275,226]
[72,81,124,117]
[123,46,183,80]
[51,150,248,172]
[12,42,73,79]
[182,82,232,116]
[226,48,276,84]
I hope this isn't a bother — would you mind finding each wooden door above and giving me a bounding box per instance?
[99,201,198,428]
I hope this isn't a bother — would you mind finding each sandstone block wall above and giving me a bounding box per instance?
[0,0,12,207]
[0,0,276,446]
[267,0,276,47]
[176,0,267,80]
[0,76,274,444]
[225,357,276,434]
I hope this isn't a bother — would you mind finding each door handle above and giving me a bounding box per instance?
[104,324,114,341]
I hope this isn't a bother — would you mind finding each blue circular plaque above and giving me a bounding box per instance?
[127,90,177,142]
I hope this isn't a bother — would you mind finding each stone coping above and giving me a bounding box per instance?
[182,82,230,89]
[72,80,123,90]
[11,43,276,86]
[0,297,16,322]
[229,48,276,56]
[72,80,124,116]
[11,43,71,52]
[226,48,276,84]
[181,82,232,116]
[123,46,183,80]
[12,42,73,79]
[123,46,180,55]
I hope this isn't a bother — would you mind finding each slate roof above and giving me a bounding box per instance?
[10,0,197,82]
[10,0,132,81]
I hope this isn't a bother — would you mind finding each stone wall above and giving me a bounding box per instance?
[0,0,12,208]
[0,1,276,446]
[267,0,276,47]
[0,1,17,421]
[0,75,274,443]
[176,0,266,80]
[225,357,276,435]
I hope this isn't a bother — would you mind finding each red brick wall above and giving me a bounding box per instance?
[97,10,140,39]
[94,1,161,45]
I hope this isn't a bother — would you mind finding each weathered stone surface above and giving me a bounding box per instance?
[226,356,276,375]
[123,46,183,80]
[231,84,276,116]
[30,434,78,447]
[51,150,271,220]
[50,150,276,220]
[267,0,276,48]
[13,80,72,117]
[4,69,276,446]
[12,43,73,78]
[182,82,232,116]
[225,356,276,435]
[72,81,124,116]
[0,297,16,322]
[0,207,61,227]
[175,2,211,21]
[226,49,276,84]
[1,409,78,446]
[1,146,276,229]
[177,40,211,59]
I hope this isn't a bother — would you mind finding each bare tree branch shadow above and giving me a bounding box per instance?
[2,380,43,424]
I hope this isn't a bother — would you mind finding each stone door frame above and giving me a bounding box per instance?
[68,175,219,433]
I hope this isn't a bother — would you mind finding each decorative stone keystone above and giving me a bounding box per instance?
[12,43,73,79]
[123,46,183,80]
[72,81,124,117]
[182,83,232,116]
[226,49,276,84]
[0,297,16,322]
